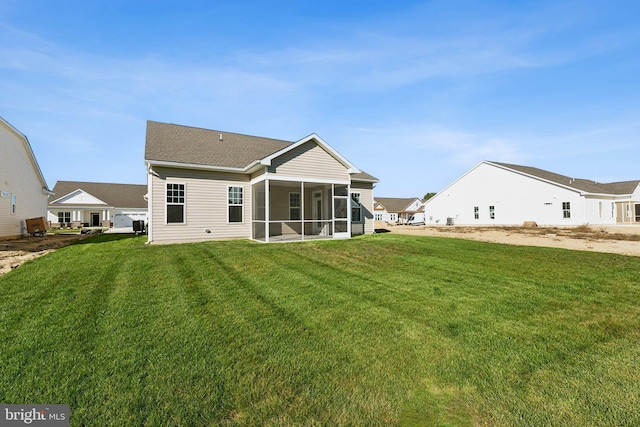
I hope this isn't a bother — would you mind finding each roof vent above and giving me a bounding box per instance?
[219,133,223,141]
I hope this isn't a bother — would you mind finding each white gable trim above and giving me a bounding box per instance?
[259,134,361,174]
[145,159,262,174]
[250,173,350,186]
[0,116,52,194]
[50,189,109,206]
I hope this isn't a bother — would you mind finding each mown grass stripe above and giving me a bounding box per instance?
[1,233,639,425]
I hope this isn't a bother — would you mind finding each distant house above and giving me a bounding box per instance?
[48,181,147,228]
[0,117,52,238]
[424,161,640,226]
[374,197,424,224]
[144,121,378,243]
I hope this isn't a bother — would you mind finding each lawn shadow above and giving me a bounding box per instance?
[72,233,142,245]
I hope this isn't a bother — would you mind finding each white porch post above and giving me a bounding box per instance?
[265,179,270,243]
[301,181,305,241]
[347,183,351,237]
[331,184,335,238]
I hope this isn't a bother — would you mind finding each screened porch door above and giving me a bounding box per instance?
[312,190,324,234]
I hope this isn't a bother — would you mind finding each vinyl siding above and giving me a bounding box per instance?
[269,141,349,181]
[424,162,590,226]
[150,167,251,243]
[351,182,375,234]
[0,123,48,238]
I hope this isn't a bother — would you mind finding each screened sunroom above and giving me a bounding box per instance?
[251,179,363,242]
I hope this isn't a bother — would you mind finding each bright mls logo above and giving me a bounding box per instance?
[1,405,69,426]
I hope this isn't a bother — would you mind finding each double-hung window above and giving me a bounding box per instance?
[474,206,479,220]
[166,183,185,224]
[58,212,71,224]
[289,192,301,220]
[489,205,495,220]
[11,194,16,215]
[228,186,243,223]
[562,202,571,219]
[351,192,362,222]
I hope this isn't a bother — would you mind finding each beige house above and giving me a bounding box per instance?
[0,116,52,238]
[145,121,378,243]
[48,181,148,228]
[374,197,424,224]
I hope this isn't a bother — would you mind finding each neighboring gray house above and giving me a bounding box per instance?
[0,116,52,238]
[144,121,378,243]
[424,161,640,226]
[48,181,147,228]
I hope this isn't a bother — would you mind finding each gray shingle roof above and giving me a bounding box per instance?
[145,120,378,182]
[351,171,378,182]
[50,181,147,208]
[145,121,293,169]
[490,161,640,195]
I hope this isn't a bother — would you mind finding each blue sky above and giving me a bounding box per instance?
[2,1,639,197]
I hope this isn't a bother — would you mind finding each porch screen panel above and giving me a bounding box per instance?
[334,185,348,233]
[252,181,265,221]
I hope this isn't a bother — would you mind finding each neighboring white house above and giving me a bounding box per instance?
[144,121,378,243]
[374,197,424,224]
[48,181,147,228]
[424,161,640,226]
[0,116,52,238]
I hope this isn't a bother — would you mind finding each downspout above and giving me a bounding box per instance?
[347,183,352,237]
[146,163,153,244]
[301,181,305,241]
[265,178,270,243]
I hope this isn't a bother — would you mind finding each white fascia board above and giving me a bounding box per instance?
[145,159,251,174]
[49,189,82,204]
[351,176,379,184]
[48,204,115,209]
[259,133,361,174]
[50,188,109,206]
[585,192,630,199]
[250,173,350,185]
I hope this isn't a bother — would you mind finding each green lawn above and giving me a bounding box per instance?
[1,234,639,426]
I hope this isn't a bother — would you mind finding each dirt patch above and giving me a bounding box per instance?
[0,234,88,276]
[378,223,640,257]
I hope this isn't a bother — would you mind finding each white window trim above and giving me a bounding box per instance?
[289,192,301,221]
[58,211,71,223]
[166,182,186,225]
[563,201,571,219]
[350,192,362,223]
[228,185,244,224]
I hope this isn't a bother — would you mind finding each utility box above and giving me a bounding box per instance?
[446,217,454,226]
[133,220,146,235]
[26,217,49,236]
